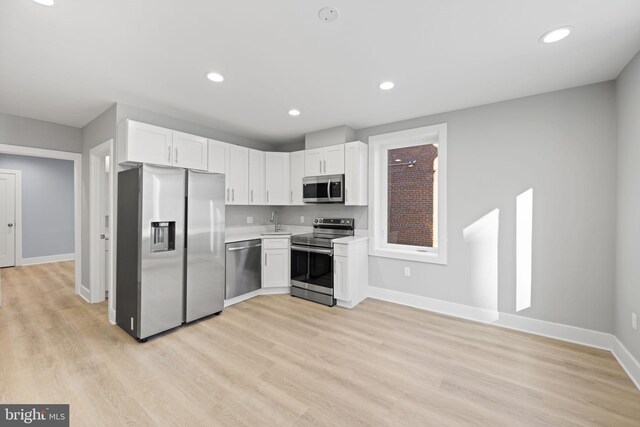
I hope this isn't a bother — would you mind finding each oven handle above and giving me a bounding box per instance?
[291,245,333,256]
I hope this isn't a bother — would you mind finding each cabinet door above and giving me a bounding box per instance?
[226,145,249,205]
[172,131,208,170]
[334,255,349,301]
[265,152,290,205]
[289,151,305,205]
[344,142,357,205]
[125,120,173,166]
[305,148,324,176]
[263,248,289,288]
[248,149,265,205]
[324,144,345,175]
[208,139,228,174]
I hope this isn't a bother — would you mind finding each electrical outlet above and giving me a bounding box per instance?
[633,313,637,331]
[247,216,253,224]
[404,267,411,277]
[300,216,305,223]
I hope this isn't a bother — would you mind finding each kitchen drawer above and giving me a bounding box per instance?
[334,244,349,257]
[263,238,289,249]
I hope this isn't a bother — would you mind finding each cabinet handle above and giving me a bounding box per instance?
[232,188,234,202]
[175,147,178,164]
[290,190,293,203]
[324,160,326,173]
[167,147,172,163]
[266,190,269,203]
[265,253,268,266]
[226,189,229,202]
[251,189,253,203]
[319,160,322,174]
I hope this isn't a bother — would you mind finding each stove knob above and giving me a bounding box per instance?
[346,220,351,224]
[340,219,345,224]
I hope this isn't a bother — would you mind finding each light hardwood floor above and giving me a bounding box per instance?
[1,262,639,426]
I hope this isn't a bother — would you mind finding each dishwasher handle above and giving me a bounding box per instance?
[227,243,262,252]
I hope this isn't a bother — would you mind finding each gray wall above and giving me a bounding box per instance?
[80,104,117,288]
[356,82,617,333]
[0,154,74,258]
[615,50,640,360]
[0,112,82,153]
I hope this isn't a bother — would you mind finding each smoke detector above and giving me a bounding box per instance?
[318,7,339,23]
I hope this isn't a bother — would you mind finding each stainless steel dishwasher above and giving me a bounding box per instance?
[225,239,262,299]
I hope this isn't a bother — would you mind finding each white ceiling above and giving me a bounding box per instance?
[1,0,640,144]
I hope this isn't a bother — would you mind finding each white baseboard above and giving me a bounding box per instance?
[78,285,91,303]
[19,253,75,266]
[367,286,639,390]
[611,337,640,390]
[224,287,290,308]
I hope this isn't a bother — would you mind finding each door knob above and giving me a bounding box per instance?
[7,223,13,227]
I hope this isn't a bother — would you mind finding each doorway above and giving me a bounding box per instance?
[0,170,19,268]
[89,140,115,321]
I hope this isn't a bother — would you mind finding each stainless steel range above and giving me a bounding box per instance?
[290,218,355,306]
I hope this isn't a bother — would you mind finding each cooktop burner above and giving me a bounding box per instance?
[290,218,355,248]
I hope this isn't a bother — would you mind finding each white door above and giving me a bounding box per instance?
[208,139,228,174]
[125,120,173,166]
[172,131,208,170]
[305,148,324,176]
[226,145,249,205]
[248,149,265,205]
[263,248,288,288]
[0,173,16,268]
[324,144,345,175]
[101,156,111,298]
[289,151,305,205]
[265,152,290,205]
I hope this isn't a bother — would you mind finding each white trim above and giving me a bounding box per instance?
[79,285,91,303]
[0,144,82,295]
[611,337,640,390]
[223,286,290,308]
[368,123,448,264]
[367,286,640,390]
[20,253,75,266]
[89,140,115,309]
[0,169,21,267]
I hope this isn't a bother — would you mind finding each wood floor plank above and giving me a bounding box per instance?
[1,262,639,426]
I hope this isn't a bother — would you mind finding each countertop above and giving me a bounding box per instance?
[225,226,311,244]
[333,236,369,245]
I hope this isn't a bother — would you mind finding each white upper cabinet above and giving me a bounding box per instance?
[226,145,249,205]
[304,148,324,176]
[344,141,368,206]
[207,139,229,174]
[118,120,208,170]
[248,149,266,205]
[118,120,173,166]
[324,144,345,175]
[172,131,208,170]
[304,144,345,176]
[265,152,290,205]
[289,151,305,205]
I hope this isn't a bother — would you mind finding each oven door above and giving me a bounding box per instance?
[302,175,344,203]
[290,245,333,295]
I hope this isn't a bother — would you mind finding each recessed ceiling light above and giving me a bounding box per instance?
[540,27,572,44]
[33,0,54,5]
[318,7,339,23]
[288,109,301,117]
[379,81,395,90]
[206,72,224,82]
[395,158,402,162]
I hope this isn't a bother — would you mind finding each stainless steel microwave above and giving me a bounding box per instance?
[302,174,344,203]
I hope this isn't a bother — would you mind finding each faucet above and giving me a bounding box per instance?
[270,210,281,232]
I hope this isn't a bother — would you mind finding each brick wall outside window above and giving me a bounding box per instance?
[387,144,438,247]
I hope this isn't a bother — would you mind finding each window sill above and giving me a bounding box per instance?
[369,247,447,265]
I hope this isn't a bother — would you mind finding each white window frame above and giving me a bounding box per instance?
[368,123,447,264]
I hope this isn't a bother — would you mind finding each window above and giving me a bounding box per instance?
[369,123,447,264]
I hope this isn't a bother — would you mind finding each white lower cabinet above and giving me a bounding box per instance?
[333,238,369,308]
[262,238,290,288]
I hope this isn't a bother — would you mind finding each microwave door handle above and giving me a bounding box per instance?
[327,179,331,202]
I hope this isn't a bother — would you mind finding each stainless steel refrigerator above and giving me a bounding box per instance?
[116,164,225,340]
